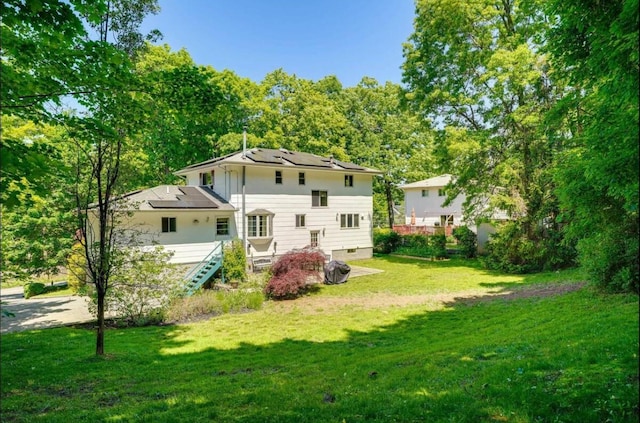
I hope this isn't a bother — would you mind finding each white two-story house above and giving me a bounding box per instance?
[121,148,381,267]
[398,174,509,251]
[399,174,465,229]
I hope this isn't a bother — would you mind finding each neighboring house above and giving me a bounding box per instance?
[397,174,508,250]
[121,148,381,267]
[399,174,464,230]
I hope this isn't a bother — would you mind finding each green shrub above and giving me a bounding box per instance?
[373,229,401,254]
[24,282,45,299]
[67,242,87,293]
[401,234,429,249]
[223,240,247,283]
[452,226,477,258]
[577,224,638,293]
[431,234,448,259]
[85,246,183,326]
[482,221,576,274]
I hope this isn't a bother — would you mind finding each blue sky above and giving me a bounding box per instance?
[141,0,416,87]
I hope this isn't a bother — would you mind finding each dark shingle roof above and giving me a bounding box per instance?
[175,148,378,175]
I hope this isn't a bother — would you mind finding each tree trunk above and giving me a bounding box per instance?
[385,179,395,229]
[96,287,105,355]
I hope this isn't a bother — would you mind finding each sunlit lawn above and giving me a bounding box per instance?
[1,256,638,422]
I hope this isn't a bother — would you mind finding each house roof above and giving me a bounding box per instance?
[399,174,455,190]
[174,148,382,175]
[120,185,235,211]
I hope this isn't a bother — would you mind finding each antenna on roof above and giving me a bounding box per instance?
[242,126,247,158]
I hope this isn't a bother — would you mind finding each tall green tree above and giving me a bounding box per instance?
[545,0,639,291]
[341,78,433,227]
[0,117,75,280]
[70,0,161,355]
[248,69,351,158]
[129,45,258,183]
[1,0,109,206]
[403,0,571,270]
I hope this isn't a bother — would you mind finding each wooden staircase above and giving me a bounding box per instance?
[183,242,224,296]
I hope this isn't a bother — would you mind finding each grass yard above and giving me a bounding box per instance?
[1,256,638,422]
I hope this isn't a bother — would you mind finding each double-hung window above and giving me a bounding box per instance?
[275,170,283,184]
[312,190,328,207]
[298,172,305,185]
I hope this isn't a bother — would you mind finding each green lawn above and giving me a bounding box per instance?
[1,256,638,422]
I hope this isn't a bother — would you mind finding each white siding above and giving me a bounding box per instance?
[223,166,374,258]
[125,210,237,246]
[143,242,222,264]
[404,188,465,226]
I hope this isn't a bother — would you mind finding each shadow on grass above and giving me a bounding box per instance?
[1,278,638,423]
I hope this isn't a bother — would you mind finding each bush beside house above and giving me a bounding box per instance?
[374,228,469,259]
[264,250,325,300]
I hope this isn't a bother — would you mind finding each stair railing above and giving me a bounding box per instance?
[183,241,225,284]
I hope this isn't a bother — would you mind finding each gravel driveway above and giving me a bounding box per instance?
[0,284,95,334]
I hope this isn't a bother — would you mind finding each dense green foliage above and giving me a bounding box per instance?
[373,228,402,254]
[482,221,575,274]
[87,246,183,327]
[403,0,638,290]
[22,282,45,299]
[222,240,248,283]
[544,0,639,292]
[373,229,450,259]
[452,226,477,258]
[66,243,87,293]
[1,258,637,421]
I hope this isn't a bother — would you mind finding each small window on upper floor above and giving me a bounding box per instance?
[345,174,354,187]
[438,188,446,197]
[200,171,213,186]
[421,189,429,197]
[161,217,176,233]
[298,172,305,185]
[275,170,283,184]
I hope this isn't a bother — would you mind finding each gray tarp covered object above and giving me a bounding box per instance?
[324,260,351,284]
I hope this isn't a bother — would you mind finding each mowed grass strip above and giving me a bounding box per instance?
[1,257,637,422]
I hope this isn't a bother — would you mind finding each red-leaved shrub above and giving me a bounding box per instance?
[271,249,326,276]
[264,249,326,300]
[264,268,307,300]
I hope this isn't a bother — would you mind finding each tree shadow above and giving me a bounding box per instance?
[0,296,95,334]
[1,278,636,423]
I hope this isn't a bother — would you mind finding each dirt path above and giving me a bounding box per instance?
[268,282,587,314]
